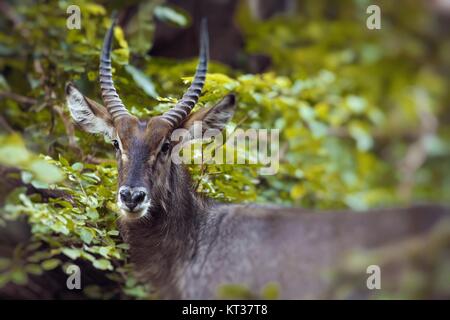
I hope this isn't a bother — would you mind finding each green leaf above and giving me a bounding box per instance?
[20,171,33,184]
[25,264,43,275]
[83,3,106,15]
[79,228,94,244]
[71,162,84,172]
[41,259,61,271]
[125,65,159,99]
[112,48,129,65]
[154,5,188,27]
[29,159,64,183]
[216,284,253,299]
[0,144,30,166]
[62,248,82,260]
[93,259,113,271]
[86,207,99,220]
[261,282,280,300]
[290,184,306,200]
[114,26,128,49]
[11,269,28,285]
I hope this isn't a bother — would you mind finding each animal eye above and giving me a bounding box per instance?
[112,140,120,150]
[161,142,170,153]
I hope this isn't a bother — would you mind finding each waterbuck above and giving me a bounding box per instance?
[65,18,449,299]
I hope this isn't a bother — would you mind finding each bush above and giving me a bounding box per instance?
[0,0,449,298]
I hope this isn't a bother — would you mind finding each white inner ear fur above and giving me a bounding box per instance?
[202,97,235,132]
[66,87,114,139]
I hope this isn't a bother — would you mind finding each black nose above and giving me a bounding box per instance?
[119,188,147,211]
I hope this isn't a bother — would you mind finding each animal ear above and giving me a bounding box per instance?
[181,94,236,133]
[65,83,114,139]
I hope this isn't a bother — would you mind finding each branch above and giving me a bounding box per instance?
[52,104,82,155]
[397,90,438,200]
[0,166,72,204]
[0,115,15,133]
[0,91,37,106]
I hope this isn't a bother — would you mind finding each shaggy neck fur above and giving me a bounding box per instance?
[118,163,208,298]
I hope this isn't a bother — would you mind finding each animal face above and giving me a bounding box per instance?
[108,116,173,219]
[65,18,235,219]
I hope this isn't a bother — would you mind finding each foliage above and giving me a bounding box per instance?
[0,135,63,187]
[0,0,449,298]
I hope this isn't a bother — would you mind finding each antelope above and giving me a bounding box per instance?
[65,18,449,299]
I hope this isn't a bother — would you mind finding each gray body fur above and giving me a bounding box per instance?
[119,185,448,299]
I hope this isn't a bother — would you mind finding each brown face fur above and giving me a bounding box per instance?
[66,83,236,219]
[113,116,175,218]
[115,116,171,187]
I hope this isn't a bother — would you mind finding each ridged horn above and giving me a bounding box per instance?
[161,18,209,127]
[99,16,130,121]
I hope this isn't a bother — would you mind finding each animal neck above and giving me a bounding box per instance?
[118,164,207,298]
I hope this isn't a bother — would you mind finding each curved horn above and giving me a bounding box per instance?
[161,19,209,127]
[99,16,130,121]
